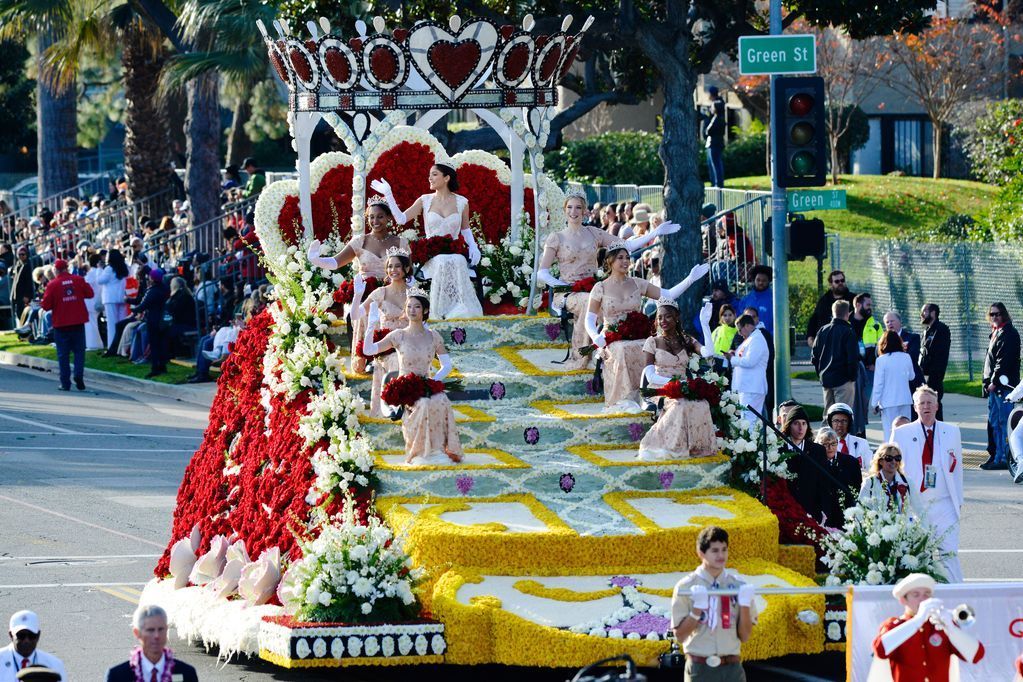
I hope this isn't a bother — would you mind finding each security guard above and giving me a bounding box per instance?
[671,526,757,682]
[1,611,65,682]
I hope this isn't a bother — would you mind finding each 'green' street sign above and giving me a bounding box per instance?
[738,35,817,75]
[787,189,847,212]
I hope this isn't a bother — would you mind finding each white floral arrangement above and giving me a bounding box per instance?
[475,213,540,309]
[278,497,424,624]
[302,382,375,508]
[821,502,950,586]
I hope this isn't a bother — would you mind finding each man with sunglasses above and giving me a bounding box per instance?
[1,611,65,682]
[893,386,964,582]
[805,270,855,349]
[981,302,1019,471]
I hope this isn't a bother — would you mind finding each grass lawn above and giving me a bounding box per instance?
[0,332,194,384]
[725,174,998,238]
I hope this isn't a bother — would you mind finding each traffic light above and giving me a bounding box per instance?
[773,76,826,188]
[787,217,826,260]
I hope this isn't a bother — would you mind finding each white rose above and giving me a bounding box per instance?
[480,257,491,267]
[361,602,373,615]
[489,294,502,304]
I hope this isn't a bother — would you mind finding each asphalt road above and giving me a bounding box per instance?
[1,364,1020,681]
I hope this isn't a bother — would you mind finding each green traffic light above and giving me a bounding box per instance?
[790,151,815,175]
[790,122,815,146]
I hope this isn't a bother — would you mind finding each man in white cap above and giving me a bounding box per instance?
[1,611,65,682]
[870,573,983,682]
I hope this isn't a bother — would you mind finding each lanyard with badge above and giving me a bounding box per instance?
[922,425,938,490]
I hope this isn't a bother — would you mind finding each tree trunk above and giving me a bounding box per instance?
[658,64,705,321]
[226,95,252,167]
[830,133,840,185]
[931,119,942,179]
[36,28,78,201]
[122,21,172,212]
[185,71,222,234]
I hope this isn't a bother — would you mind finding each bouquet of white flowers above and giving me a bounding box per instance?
[475,213,539,309]
[279,496,424,623]
[821,502,950,585]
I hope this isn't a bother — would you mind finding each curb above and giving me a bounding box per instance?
[0,350,216,407]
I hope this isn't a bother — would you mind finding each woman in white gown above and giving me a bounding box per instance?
[371,163,484,320]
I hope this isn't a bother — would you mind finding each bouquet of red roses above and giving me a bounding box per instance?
[579,310,652,357]
[332,276,381,308]
[410,235,469,267]
[648,377,722,407]
[381,372,462,408]
[549,276,599,296]
[355,328,394,360]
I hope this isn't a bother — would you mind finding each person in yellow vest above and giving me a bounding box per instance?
[851,293,883,438]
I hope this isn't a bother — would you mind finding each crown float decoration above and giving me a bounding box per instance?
[257,14,594,113]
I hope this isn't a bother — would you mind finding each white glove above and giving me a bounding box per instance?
[370,178,407,225]
[919,597,944,618]
[537,268,568,288]
[362,304,381,356]
[433,353,452,381]
[350,276,367,320]
[643,364,671,388]
[941,617,981,662]
[698,302,715,358]
[879,602,934,655]
[653,221,682,237]
[367,301,381,329]
[737,584,755,608]
[690,585,710,611]
[461,229,481,266]
[664,262,711,300]
[307,239,338,269]
[585,312,605,347]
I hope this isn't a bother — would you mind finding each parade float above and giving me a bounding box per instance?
[142,11,829,669]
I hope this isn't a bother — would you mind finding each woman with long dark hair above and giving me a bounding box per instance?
[96,249,129,353]
[871,330,915,442]
[369,162,484,319]
[360,247,413,417]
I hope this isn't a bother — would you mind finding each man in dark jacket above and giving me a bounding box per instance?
[811,300,860,413]
[919,303,951,420]
[40,259,93,391]
[10,246,36,320]
[806,270,855,348]
[982,302,1021,470]
[106,605,198,682]
[133,269,170,378]
[815,429,862,528]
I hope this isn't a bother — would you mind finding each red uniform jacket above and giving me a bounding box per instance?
[41,272,94,328]
[873,616,984,682]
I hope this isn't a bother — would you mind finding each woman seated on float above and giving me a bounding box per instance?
[350,246,413,417]
[370,163,484,320]
[638,298,717,460]
[537,190,682,369]
[585,240,710,411]
[361,285,463,465]
[306,197,410,372]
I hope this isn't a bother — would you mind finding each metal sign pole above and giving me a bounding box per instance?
[769,0,792,405]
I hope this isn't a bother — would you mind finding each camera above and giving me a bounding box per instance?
[658,631,685,669]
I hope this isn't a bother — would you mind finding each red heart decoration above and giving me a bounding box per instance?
[349,37,363,51]
[269,49,290,86]
[369,44,399,83]
[288,47,312,82]
[502,43,531,83]
[275,162,355,246]
[558,40,580,80]
[428,41,482,90]
[324,49,350,84]
[304,40,316,53]
[535,35,548,48]
[393,28,408,42]
[500,25,516,40]
[539,44,563,83]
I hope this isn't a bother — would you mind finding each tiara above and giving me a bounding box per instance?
[367,195,388,208]
[607,238,628,252]
[407,283,429,300]
[385,245,410,259]
[564,189,587,202]
[656,296,679,310]
[434,155,454,169]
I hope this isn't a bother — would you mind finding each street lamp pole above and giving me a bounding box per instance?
[769,0,791,404]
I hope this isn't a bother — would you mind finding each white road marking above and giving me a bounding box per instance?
[0,494,165,548]
[0,413,81,434]
[0,582,149,588]
[0,554,161,561]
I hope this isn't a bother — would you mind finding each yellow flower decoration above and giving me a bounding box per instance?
[494,344,591,376]
[566,443,728,468]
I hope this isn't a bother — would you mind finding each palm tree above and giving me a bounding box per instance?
[0,0,78,201]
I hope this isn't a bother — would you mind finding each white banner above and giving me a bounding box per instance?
[848,583,1023,681]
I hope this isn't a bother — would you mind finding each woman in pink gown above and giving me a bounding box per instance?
[638,299,717,460]
[585,241,710,411]
[358,247,411,417]
[537,191,682,370]
[306,198,410,372]
[362,287,463,464]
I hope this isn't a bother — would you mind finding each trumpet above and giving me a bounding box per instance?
[927,602,976,630]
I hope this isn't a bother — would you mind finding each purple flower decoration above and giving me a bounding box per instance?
[450,327,467,345]
[659,471,675,490]
[585,379,597,396]
[616,612,671,637]
[610,575,639,588]
[559,473,576,493]
[489,381,506,400]
[455,474,474,495]
[627,422,645,442]
[544,322,561,341]
[524,426,540,445]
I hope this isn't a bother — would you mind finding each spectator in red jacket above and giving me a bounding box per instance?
[41,259,93,391]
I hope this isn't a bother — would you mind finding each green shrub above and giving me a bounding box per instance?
[544,130,664,185]
[961,99,1023,186]
[723,121,768,179]
[917,213,991,242]
[789,281,818,336]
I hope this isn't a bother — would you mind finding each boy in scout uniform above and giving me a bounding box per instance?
[671,526,756,682]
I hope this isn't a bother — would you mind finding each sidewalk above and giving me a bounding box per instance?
[792,378,988,453]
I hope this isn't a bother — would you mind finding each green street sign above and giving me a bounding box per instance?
[738,35,817,75]
[787,189,847,212]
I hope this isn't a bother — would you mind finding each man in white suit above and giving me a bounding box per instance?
[726,313,769,426]
[892,386,963,582]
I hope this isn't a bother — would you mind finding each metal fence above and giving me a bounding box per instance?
[828,234,1020,382]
